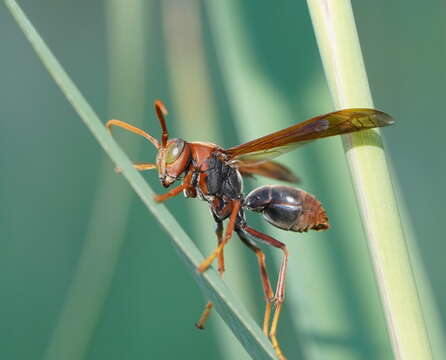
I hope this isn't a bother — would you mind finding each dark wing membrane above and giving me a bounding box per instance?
[237,159,300,183]
[224,108,394,161]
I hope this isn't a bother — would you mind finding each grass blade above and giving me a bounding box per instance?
[306,1,433,359]
[4,0,276,358]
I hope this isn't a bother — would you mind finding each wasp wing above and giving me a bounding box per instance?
[224,108,394,162]
[237,159,299,183]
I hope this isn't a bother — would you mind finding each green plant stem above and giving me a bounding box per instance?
[392,168,446,360]
[306,1,433,359]
[206,1,393,359]
[5,1,276,358]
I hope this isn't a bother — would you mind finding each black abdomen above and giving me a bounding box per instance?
[244,185,329,232]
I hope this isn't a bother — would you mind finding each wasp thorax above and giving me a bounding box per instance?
[245,185,329,232]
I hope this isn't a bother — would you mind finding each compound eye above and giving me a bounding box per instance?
[165,139,185,164]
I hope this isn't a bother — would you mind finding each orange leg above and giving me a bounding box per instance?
[237,229,274,336]
[195,218,225,330]
[244,225,288,360]
[132,163,157,171]
[215,220,225,274]
[197,200,241,273]
[196,201,240,329]
[195,301,213,330]
[153,183,188,203]
[270,303,285,360]
[154,170,195,203]
[269,246,288,360]
[114,162,157,174]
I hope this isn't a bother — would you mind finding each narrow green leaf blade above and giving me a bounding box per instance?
[4,1,277,358]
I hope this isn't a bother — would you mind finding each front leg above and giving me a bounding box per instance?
[154,170,194,203]
[153,183,189,203]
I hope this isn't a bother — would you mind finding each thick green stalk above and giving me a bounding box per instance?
[5,1,276,358]
[206,1,390,359]
[306,1,433,359]
[392,169,446,360]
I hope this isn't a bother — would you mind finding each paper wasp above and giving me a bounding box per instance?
[106,100,394,360]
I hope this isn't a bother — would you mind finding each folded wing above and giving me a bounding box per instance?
[237,159,299,183]
[224,108,394,162]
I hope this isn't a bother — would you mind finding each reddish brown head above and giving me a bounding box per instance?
[156,137,191,187]
[106,100,192,188]
[151,100,192,187]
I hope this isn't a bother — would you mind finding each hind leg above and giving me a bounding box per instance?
[236,228,274,336]
[242,225,288,360]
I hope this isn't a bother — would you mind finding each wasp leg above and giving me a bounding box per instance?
[195,217,224,330]
[195,301,214,330]
[154,171,195,203]
[153,183,189,203]
[243,225,288,360]
[197,200,241,273]
[215,220,226,275]
[236,228,274,336]
[114,162,157,174]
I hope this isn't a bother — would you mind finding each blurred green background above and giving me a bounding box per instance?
[1,1,445,359]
